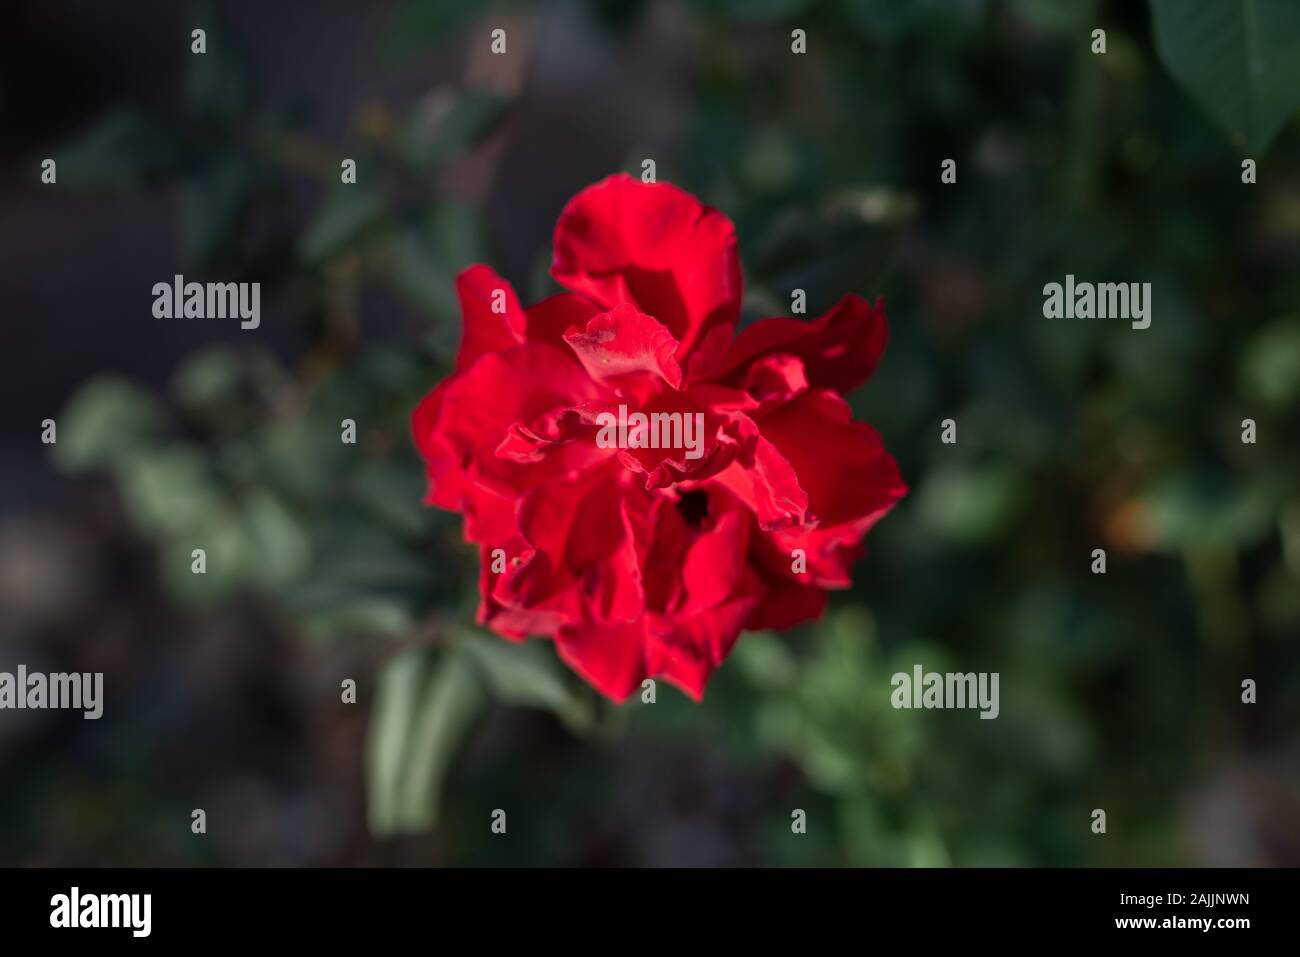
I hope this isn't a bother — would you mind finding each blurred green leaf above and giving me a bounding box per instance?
[299,187,386,263]
[731,631,798,689]
[300,597,417,642]
[366,646,426,835]
[1151,0,1300,152]
[386,231,453,316]
[688,0,812,21]
[428,199,487,266]
[848,0,987,40]
[380,0,486,61]
[54,110,178,189]
[366,646,483,835]
[1008,0,1090,33]
[181,158,257,262]
[161,505,248,603]
[401,91,511,170]
[1142,470,1279,550]
[916,462,1025,546]
[171,346,245,409]
[1238,317,1300,405]
[53,378,164,471]
[241,491,311,587]
[186,5,253,121]
[117,445,223,537]
[260,417,338,500]
[459,634,593,730]
[382,202,485,317]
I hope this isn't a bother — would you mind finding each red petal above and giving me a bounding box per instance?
[563,302,684,389]
[412,342,606,508]
[551,174,742,363]
[454,265,526,371]
[745,576,827,631]
[501,464,646,627]
[554,620,648,702]
[644,573,762,700]
[677,508,751,614]
[411,378,467,510]
[613,392,757,490]
[716,294,888,395]
[524,292,601,347]
[683,322,734,383]
[761,389,905,526]
[759,389,907,585]
[478,544,562,639]
[711,436,810,531]
[742,353,810,407]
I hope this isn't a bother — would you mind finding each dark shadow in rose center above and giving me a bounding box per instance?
[674,489,710,528]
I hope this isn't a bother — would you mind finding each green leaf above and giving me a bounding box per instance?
[731,631,798,689]
[383,222,457,318]
[171,346,245,409]
[1141,470,1279,551]
[180,158,257,262]
[848,0,987,39]
[161,506,248,604]
[259,417,338,500]
[298,187,385,263]
[1008,0,1091,34]
[365,647,426,836]
[1237,317,1300,405]
[459,634,593,730]
[689,0,813,23]
[299,597,417,642]
[400,91,511,170]
[916,462,1025,546]
[366,646,484,835]
[428,200,486,267]
[117,445,223,538]
[381,202,484,317]
[241,491,311,588]
[55,110,178,189]
[350,464,431,539]
[53,377,164,471]
[1151,0,1300,152]
[186,5,252,121]
[380,0,490,62]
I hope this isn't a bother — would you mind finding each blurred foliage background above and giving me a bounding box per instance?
[2,0,1299,866]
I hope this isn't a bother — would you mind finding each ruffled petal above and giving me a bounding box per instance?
[744,576,827,631]
[613,391,757,490]
[716,294,888,395]
[524,292,602,347]
[554,620,648,702]
[563,302,684,389]
[644,571,762,700]
[758,389,907,585]
[711,436,810,531]
[551,174,742,363]
[454,265,527,371]
[411,342,607,508]
[498,464,645,627]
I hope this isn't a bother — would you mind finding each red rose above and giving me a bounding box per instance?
[412,174,906,701]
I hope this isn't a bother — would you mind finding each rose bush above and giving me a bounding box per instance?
[413,174,906,701]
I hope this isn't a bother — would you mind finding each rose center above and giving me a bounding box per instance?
[674,489,710,528]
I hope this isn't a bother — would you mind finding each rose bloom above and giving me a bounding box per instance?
[412,175,906,701]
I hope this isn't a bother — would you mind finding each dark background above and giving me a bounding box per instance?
[1,0,1298,866]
